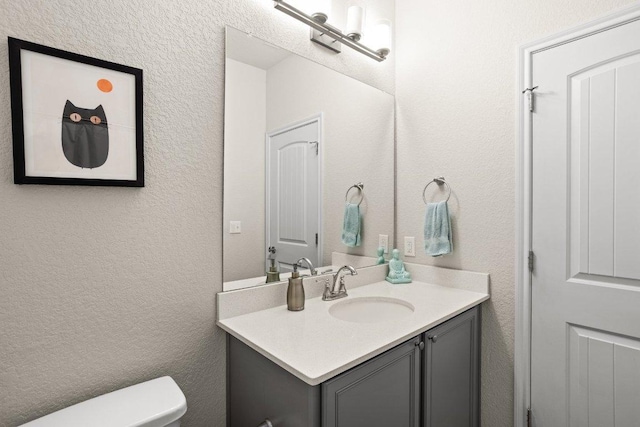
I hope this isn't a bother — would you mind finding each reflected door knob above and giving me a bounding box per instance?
[257,420,274,427]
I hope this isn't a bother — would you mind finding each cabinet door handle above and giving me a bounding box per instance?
[415,341,425,350]
[257,420,274,427]
[428,335,438,343]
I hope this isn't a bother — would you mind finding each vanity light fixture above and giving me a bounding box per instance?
[345,1,365,41]
[308,0,332,23]
[273,0,390,62]
[371,19,391,58]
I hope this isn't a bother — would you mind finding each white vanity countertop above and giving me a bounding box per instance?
[217,274,489,386]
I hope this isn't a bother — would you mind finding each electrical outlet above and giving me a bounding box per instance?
[404,236,416,257]
[379,234,389,254]
[229,221,241,234]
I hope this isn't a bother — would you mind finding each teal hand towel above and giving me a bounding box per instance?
[341,202,362,247]
[424,201,452,256]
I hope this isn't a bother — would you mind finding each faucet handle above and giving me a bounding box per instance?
[338,275,347,290]
[317,277,333,300]
[316,277,331,287]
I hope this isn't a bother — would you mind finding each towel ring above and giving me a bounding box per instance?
[423,177,451,204]
[345,182,365,206]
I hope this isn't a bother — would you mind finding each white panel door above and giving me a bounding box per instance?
[267,119,320,273]
[531,19,640,427]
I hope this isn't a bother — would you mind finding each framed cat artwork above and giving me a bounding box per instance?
[8,38,144,186]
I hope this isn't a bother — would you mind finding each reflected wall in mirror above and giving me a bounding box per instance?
[223,27,394,291]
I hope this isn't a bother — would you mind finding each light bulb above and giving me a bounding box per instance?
[371,19,391,57]
[346,1,365,41]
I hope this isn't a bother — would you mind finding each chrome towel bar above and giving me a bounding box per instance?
[423,177,451,204]
[345,182,364,206]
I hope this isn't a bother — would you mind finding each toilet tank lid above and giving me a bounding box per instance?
[21,376,187,427]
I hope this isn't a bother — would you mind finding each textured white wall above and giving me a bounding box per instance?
[395,0,636,425]
[0,1,394,426]
[223,59,266,282]
[266,55,395,266]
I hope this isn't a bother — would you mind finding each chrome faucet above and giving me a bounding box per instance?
[322,265,357,301]
[296,257,317,276]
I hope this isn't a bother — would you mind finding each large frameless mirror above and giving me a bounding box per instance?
[223,27,394,291]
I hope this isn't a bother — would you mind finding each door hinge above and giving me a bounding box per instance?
[522,86,538,113]
[528,251,534,273]
[315,233,318,246]
[309,141,319,155]
[527,408,532,427]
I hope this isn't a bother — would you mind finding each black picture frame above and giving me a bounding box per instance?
[8,37,144,187]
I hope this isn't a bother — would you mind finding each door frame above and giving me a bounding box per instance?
[515,3,640,426]
[265,113,324,270]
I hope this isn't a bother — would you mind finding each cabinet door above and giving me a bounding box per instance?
[424,307,480,427]
[322,337,421,427]
[228,336,321,427]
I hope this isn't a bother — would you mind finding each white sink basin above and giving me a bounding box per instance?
[329,297,415,323]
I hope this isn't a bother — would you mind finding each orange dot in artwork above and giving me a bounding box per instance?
[97,79,113,93]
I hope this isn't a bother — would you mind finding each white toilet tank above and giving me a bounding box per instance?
[20,376,187,427]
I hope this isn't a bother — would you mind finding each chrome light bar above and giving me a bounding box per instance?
[273,0,387,62]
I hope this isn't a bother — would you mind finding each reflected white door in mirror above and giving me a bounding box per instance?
[267,117,321,274]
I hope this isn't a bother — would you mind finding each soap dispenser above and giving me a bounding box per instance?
[266,246,280,283]
[287,263,305,311]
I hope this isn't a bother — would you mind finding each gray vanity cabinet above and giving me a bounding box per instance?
[227,306,480,427]
[424,307,480,427]
[228,337,321,427]
[322,337,422,427]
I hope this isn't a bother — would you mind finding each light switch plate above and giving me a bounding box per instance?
[379,234,389,254]
[404,236,416,257]
[229,221,241,234]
